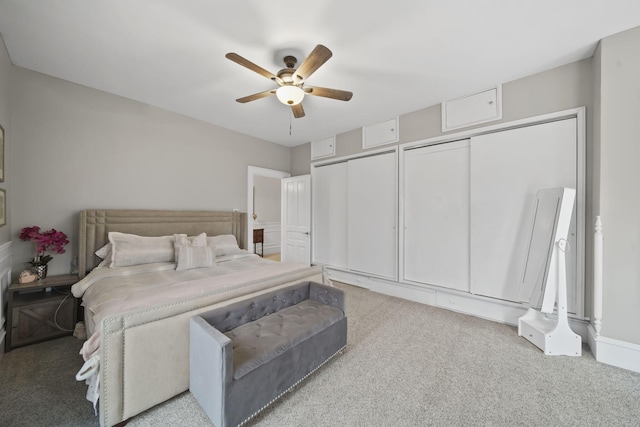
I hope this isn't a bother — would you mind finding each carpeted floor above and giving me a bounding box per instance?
[2,282,640,426]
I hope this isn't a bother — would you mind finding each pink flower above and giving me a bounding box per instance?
[19,226,41,241]
[19,226,69,265]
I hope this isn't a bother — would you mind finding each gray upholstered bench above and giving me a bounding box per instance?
[189,281,347,427]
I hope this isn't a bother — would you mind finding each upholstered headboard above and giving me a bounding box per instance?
[78,209,247,278]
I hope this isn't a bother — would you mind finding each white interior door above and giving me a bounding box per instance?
[403,140,470,291]
[312,162,348,268]
[470,118,578,310]
[281,175,311,265]
[347,151,397,279]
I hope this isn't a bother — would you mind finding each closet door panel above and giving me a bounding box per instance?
[347,152,397,279]
[312,162,348,268]
[403,140,470,291]
[470,118,577,306]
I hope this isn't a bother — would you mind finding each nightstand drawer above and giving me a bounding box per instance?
[11,293,75,348]
[5,274,79,351]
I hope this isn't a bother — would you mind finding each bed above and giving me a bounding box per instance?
[72,209,323,427]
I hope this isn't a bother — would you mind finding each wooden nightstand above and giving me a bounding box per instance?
[253,228,264,257]
[5,274,79,351]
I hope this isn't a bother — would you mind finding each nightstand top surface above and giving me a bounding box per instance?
[10,273,78,291]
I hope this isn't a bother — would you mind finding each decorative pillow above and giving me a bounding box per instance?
[108,232,175,268]
[94,243,113,268]
[174,233,207,262]
[207,234,243,257]
[190,233,207,246]
[176,245,216,271]
[95,243,111,259]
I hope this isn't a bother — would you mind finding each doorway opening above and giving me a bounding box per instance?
[247,166,290,260]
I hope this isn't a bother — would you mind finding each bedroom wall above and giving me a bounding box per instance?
[290,142,311,176]
[0,33,12,358]
[0,33,10,244]
[253,175,280,223]
[597,26,640,345]
[293,58,593,173]
[301,58,593,160]
[8,67,290,278]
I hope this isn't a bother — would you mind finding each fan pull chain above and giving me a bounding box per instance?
[289,111,293,136]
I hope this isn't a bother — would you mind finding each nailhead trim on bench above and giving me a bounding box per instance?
[236,345,346,427]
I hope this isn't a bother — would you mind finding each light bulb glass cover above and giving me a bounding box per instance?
[276,86,304,105]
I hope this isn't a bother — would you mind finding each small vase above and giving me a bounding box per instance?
[33,264,48,280]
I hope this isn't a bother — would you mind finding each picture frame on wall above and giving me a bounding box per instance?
[0,124,4,182]
[0,188,5,227]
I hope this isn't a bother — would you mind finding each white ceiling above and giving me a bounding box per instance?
[1,1,639,147]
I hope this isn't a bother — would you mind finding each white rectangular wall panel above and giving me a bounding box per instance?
[311,136,336,160]
[362,118,399,149]
[312,162,348,268]
[469,118,578,312]
[442,86,502,131]
[347,152,397,279]
[403,140,470,291]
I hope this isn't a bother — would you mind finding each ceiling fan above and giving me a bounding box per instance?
[225,44,353,118]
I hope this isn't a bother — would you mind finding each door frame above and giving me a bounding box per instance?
[247,166,290,252]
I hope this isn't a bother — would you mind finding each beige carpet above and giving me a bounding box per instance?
[129,282,640,427]
[2,282,640,427]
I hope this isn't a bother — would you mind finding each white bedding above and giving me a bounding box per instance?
[72,253,312,361]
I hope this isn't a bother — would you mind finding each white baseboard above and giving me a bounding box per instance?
[316,265,639,373]
[326,266,588,329]
[588,325,640,373]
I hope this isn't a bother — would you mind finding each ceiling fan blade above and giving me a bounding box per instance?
[292,44,332,83]
[225,52,280,83]
[291,103,305,118]
[236,89,276,103]
[305,86,353,101]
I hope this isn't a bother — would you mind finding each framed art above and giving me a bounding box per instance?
[0,188,5,227]
[0,124,4,182]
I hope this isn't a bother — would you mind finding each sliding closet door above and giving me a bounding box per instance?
[470,118,578,309]
[403,140,470,291]
[312,162,348,269]
[347,151,397,279]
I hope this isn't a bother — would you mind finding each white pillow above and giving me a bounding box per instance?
[174,233,207,262]
[176,245,216,271]
[206,234,243,257]
[190,233,207,246]
[109,232,175,268]
[95,243,111,259]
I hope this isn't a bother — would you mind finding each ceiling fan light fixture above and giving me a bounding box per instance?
[276,85,304,105]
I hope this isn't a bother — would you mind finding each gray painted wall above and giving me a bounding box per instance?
[597,26,640,344]
[8,67,290,277]
[294,58,593,173]
[253,175,281,222]
[290,142,311,177]
[0,30,11,357]
[301,58,593,160]
[0,34,10,244]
